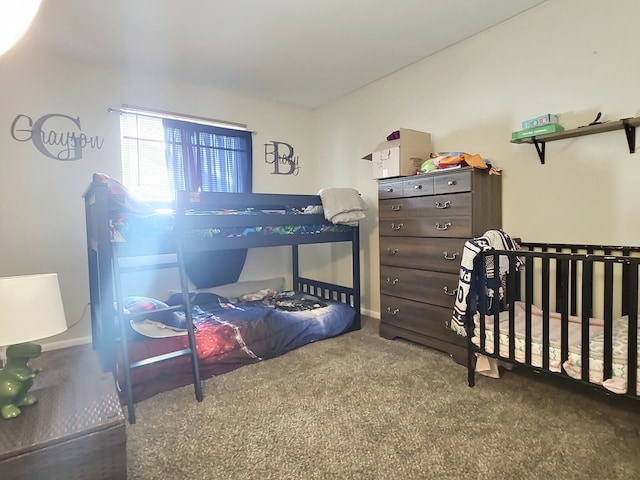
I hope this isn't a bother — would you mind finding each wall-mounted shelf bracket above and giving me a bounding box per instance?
[532,138,546,164]
[623,118,636,154]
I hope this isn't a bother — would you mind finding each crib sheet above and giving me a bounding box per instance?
[473,301,640,393]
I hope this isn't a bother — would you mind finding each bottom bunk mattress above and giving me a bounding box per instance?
[473,301,640,394]
[119,290,357,402]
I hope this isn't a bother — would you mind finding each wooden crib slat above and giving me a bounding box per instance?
[580,260,593,382]
[603,261,614,383]
[542,256,551,371]
[558,258,570,365]
[627,261,638,396]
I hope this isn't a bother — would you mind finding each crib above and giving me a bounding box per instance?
[463,241,639,399]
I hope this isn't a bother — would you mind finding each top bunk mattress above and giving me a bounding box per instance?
[86,173,359,252]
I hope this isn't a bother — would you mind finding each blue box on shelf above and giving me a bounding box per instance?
[521,114,559,129]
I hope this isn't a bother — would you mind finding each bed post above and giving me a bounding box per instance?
[84,180,117,374]
[292,244,300,291]
[467,332,476,387]
[351,226,361,330]
[84,185,98,351]
[465,254,481,387]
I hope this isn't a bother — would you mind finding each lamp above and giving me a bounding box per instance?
[0,273,68,419]
[0,0,43,57]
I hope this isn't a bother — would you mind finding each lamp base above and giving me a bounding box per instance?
[0,342,42,419]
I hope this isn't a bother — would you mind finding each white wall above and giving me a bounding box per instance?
[314,0,640,317]
[0,48,318,348]
[1,0,638,348]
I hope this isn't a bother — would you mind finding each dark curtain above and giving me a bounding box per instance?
[163,119,253,288]
[163,119,252,194]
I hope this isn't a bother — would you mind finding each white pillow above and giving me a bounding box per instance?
[198,277,285,298]
[130,319,187,338]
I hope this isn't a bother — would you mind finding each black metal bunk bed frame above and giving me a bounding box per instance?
[84,181,362,421]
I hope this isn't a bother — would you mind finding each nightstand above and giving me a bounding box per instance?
[0,371,126,480]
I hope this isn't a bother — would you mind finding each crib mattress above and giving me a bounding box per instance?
[473,301,639,394]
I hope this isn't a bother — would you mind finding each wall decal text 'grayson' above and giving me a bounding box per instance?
[11,113,104,160]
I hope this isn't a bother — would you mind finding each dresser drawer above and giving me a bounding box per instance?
[380,294,466,347]
[378,180,405,199]
[380,265,459,308]
[379,192,472,219]
[378,216,472,238]
[401,176,434,197]
[434,170,472,194]
[379,237,466,273]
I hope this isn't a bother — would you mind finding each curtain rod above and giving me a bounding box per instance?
[107,104,250,131]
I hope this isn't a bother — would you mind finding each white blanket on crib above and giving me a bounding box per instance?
[318,187,367,226]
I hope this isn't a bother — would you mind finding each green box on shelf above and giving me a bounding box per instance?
[511,123,565,142]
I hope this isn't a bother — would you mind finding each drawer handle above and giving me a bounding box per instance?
[390,204,402,211]
[390,223,403,230]
[414,184,423,190]
[443,251,459,260]
[436,222,451,231]
[447,180,457,186]
[443,286,458,296]
[386,277,399,285]
[435,200,451,209]
[387,248,399,255]
[386,307,400,315]
[386,187,394,193]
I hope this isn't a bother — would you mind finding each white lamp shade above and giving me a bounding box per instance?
[0,0,43,57]
[0,273,68,346]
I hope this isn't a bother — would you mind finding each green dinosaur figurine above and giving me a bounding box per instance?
[0,343,42,419]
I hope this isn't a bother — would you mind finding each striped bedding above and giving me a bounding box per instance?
[473,301,640,394]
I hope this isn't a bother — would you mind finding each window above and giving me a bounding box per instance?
[118,107,252,203]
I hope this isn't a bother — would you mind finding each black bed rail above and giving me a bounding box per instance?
[519,242,640,318]
[291,224,361,331]
[179,190,325,212]
[467,245,639,399]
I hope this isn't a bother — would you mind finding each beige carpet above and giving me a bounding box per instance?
[114,316,639,479]
[33,316,640,479]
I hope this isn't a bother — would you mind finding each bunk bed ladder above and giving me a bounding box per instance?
[111,244,203,424]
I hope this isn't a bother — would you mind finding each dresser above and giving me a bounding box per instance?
[378,167,502,363]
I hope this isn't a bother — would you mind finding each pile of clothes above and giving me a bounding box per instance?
[420,152,501,175]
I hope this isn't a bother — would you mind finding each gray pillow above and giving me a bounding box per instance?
[198,277,285,298]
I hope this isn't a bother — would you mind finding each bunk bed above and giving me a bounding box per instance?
[83,174,362,411]
[456,240,639,400]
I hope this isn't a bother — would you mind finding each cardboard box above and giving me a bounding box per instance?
[511,123,564,142]
[521,114,559,129]
[362,128,432,179]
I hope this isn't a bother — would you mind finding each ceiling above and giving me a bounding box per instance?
[22,0,547,109]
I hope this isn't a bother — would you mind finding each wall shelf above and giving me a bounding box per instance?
[511,116,640,164]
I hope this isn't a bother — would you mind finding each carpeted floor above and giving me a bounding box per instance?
[37,316,640,479]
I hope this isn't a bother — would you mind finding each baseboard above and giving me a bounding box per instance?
[361,307,380,319]
[41,336,93,352]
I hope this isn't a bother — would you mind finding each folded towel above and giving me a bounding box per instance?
[318,187,367,226]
